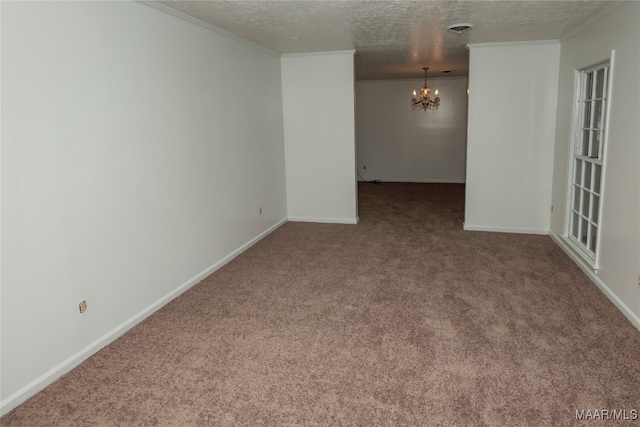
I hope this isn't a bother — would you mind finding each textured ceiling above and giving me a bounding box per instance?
[155,0,617,80]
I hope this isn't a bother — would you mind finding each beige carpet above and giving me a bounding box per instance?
[3,182,640,426]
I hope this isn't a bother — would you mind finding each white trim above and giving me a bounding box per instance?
[463,224,549,235]
[563,55,614,271]
[288,216,359,224]
[550,232,640,332]
[563,69,582,248]
[0,218,288,416]
[356,76,469,84]
[466,40,560,50]
[596,50,615,266]
[281,50,356,58]
[137,1,279,56]
[566,235,598,270]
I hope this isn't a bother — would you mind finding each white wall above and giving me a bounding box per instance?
[281,52,358,224]
[465,41,560,234]
[1,2,287,414]
[356,77,468,183]
[550,1,640,325]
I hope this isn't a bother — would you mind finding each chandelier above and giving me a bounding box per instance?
[411,67,440,110]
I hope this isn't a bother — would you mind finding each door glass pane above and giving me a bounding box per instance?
[582,101,592,128]
[585,72,593,100]
[584,162,592,190]
[595,69,605,99]
[573,185,580,208]
[580,218,588,244]
[593,100,603,129]
[589,224,598,252]
[581,189,589,214]
[593,165,601,194]
[580,130,589,156]
[599,101,607,129]
[592,194,600,222]
[590,131,601,158]
[574,160,582,183]
[571,212,579,238]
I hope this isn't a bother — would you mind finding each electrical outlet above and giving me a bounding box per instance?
[550,205,554,212]
[259,207,262,215]
[363,165,367,170]
[79,300,87,314]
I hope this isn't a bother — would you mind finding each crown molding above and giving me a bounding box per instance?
[466,40,560,50]
[562,0,624,41]
[138,1,279,56]
[281,50,356,58]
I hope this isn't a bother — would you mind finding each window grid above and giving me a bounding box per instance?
[567,63,608,261]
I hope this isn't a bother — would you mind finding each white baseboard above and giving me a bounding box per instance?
[288,216,359,224]
[550,231,640,332]
[0,218,288,416]
[463,224,549,235]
